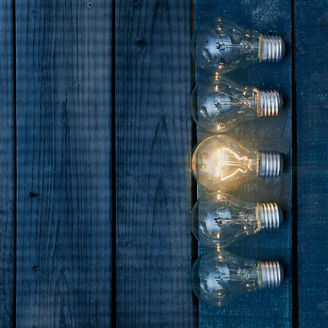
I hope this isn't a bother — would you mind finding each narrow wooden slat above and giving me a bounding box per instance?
[0,1,15,326]
[296,2,328,326]
[15,1,113,326]
[115,0,195,326]
[195,1,292,327]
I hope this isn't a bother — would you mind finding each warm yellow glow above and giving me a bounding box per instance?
[192,135,257,192]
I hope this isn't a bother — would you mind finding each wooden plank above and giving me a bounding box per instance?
[195,1,292,327]
[115,0,195,326]
[296,2,328,326]
[15,1,113,326]
[0,1,15,326]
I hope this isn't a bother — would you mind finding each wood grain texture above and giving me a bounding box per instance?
[0,1,15,327]
[195,1,292,327]
[15,1,113,327]
[296,2,328,327]
[115,0,195,326]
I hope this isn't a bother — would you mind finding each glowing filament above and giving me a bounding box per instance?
[216,147,250,181]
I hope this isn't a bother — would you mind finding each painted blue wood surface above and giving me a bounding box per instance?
[115,0,196,326]
[194,1,292,327]
[1,0,326,326]
[15,1,113,326]
[296,2,328,327]
[0,1,14,326]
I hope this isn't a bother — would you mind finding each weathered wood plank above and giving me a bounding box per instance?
[0,1,15,326]
[15,1,113,326]
[296,2,328,327]
[115,0,195,326]
[195,1,292,327]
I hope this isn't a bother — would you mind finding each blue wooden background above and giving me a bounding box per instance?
[0,0,326,327]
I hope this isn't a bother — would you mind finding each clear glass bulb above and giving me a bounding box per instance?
[191,193,282,248]
[191,74,283,132]
[191,250,284,307]
[192,135,283,192]
[192,17,285,73]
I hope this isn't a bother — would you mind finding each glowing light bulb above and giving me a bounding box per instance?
[191,74,283,132]
[191,193,282,248]
[192,17,285,73]
[191,250,284,307]
[192,135,282,192]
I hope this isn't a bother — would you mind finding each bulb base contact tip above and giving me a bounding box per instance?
[259,35,285,62]
[259,152,283,177]
[259,91,282,116]
[259,203,282,229]
[259,261,284,288]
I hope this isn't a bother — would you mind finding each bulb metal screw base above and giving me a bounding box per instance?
[259,91,282,117]
[259,35,285,62]
[259,261,284,288]
[259,203,282,229]
[259,152,283,177]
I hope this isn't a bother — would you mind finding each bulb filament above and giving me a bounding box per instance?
[216,147,250,181]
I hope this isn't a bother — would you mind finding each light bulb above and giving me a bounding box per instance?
[192,17,285,73]
[192,135,283,192]
[191,193,282,248]
[191,250,284,307]
[191,74,283,132]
